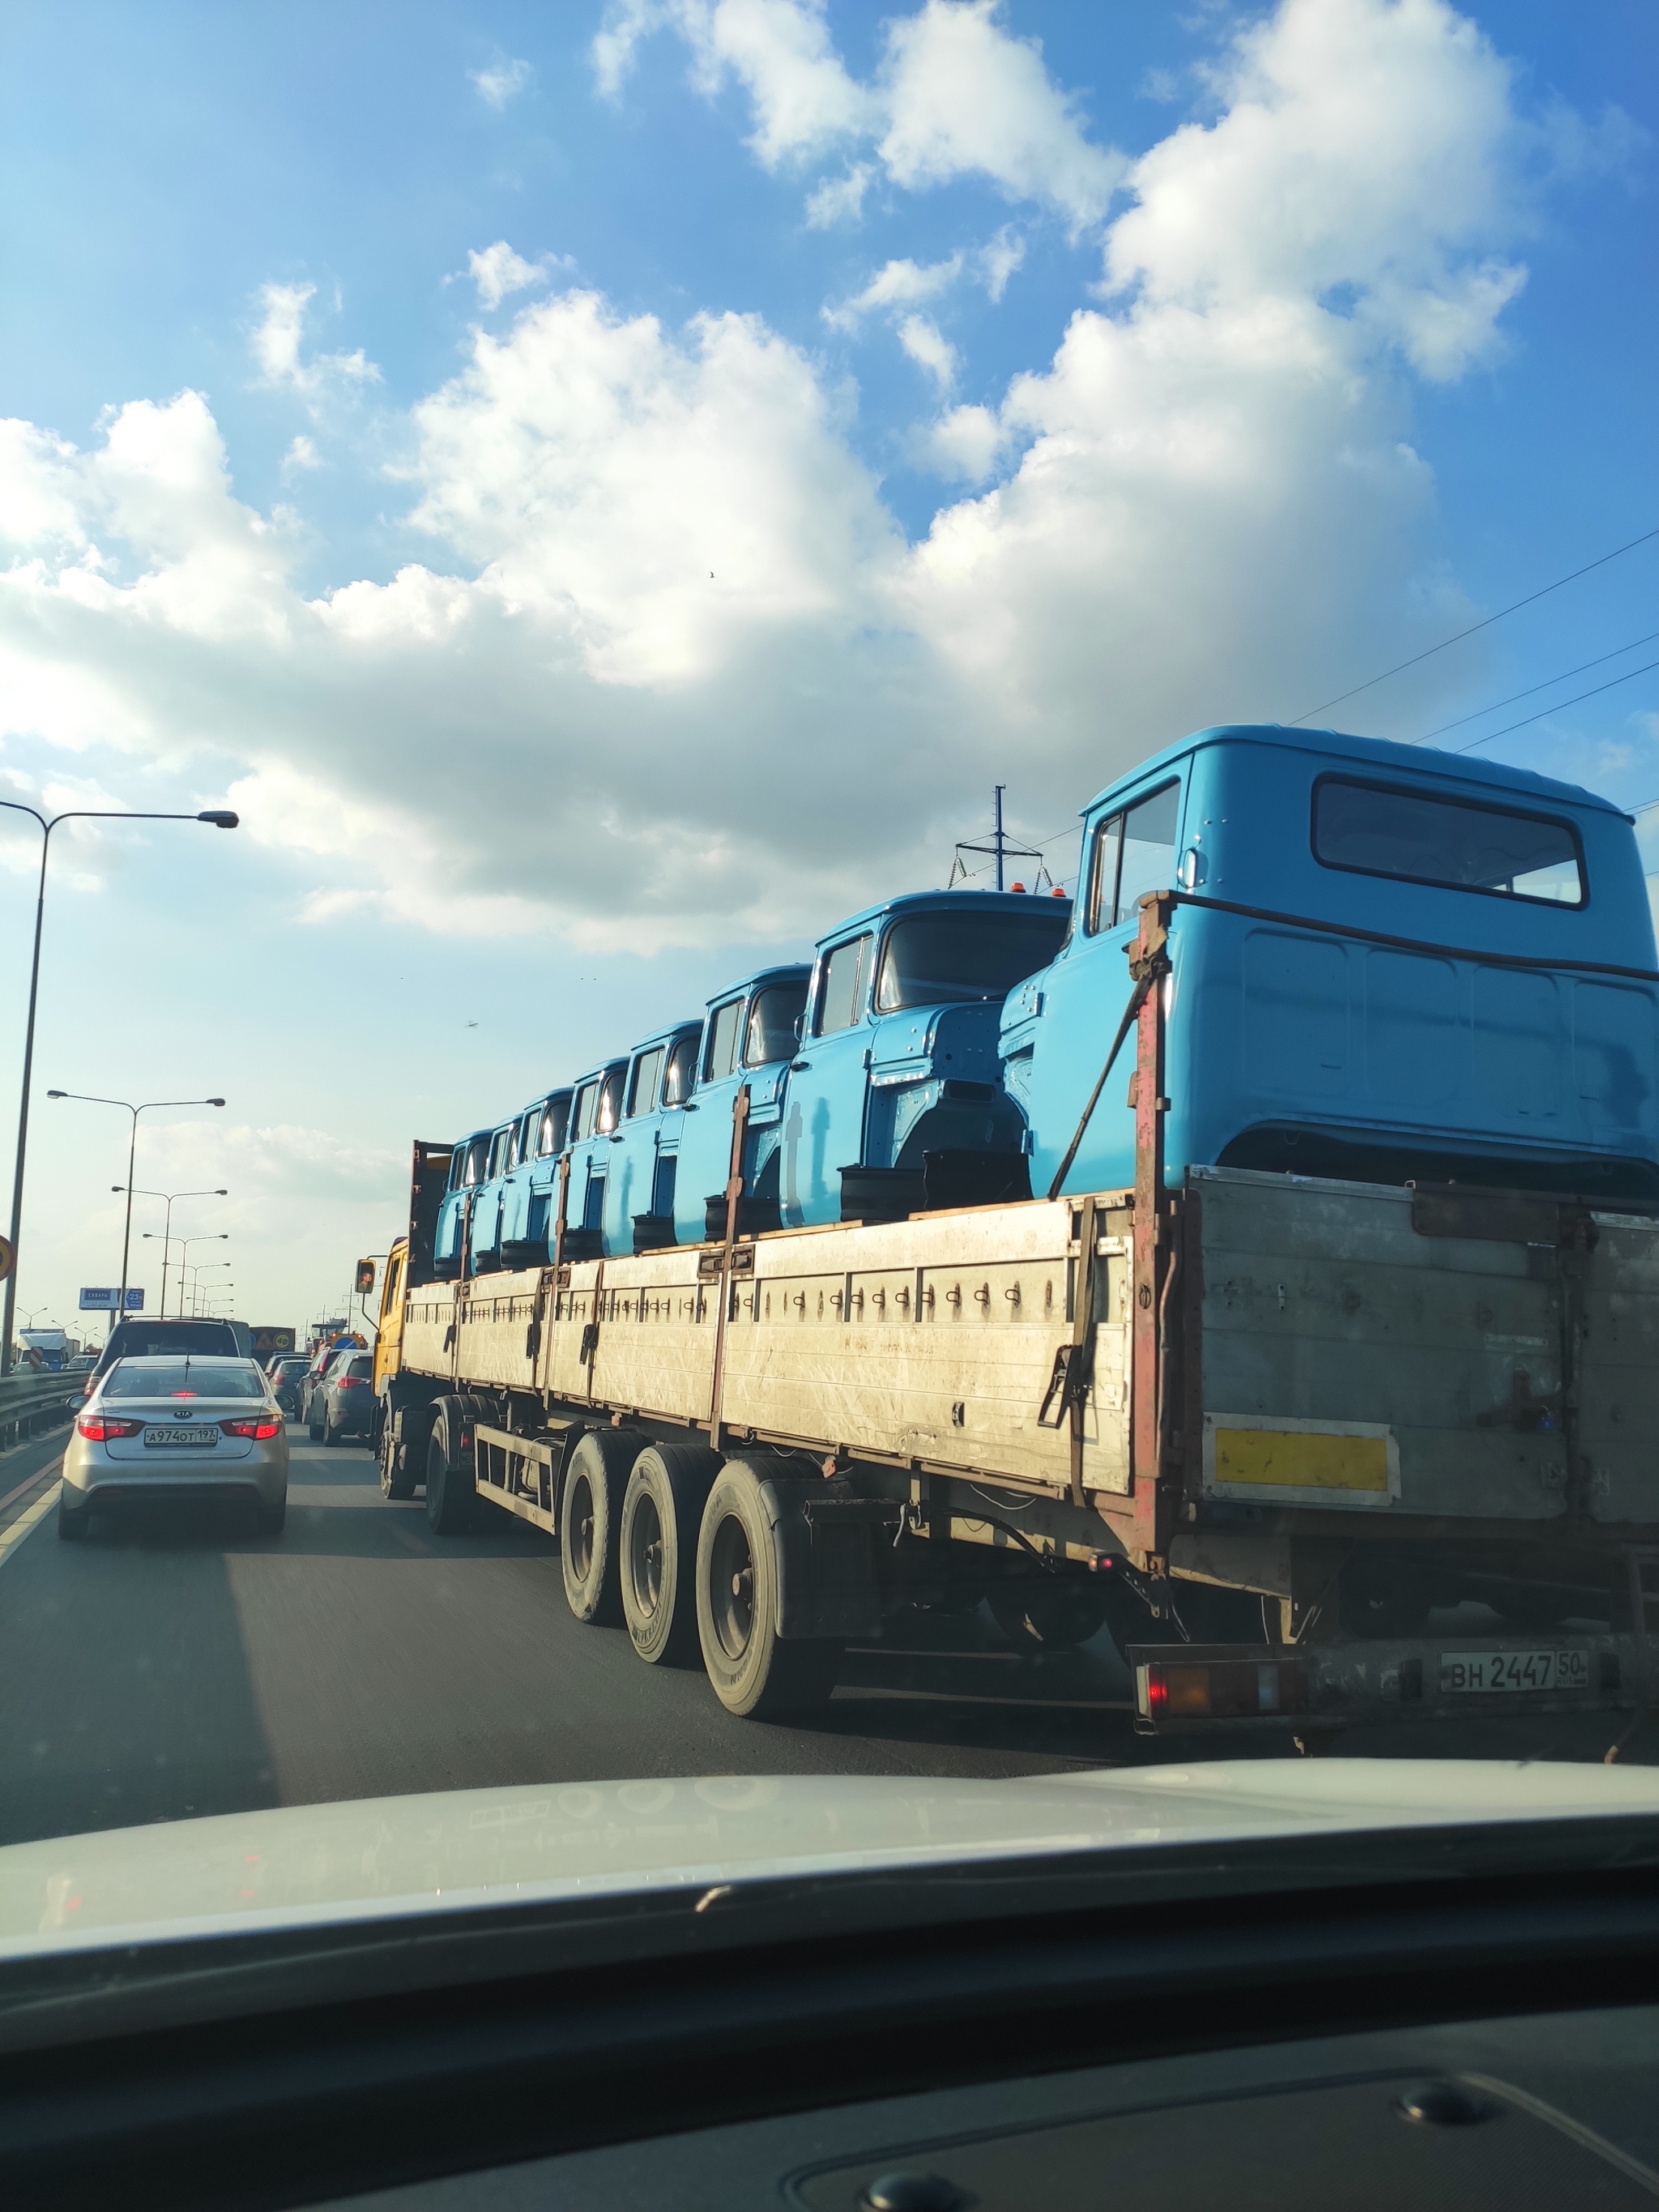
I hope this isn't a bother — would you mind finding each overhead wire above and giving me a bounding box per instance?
[1412,630,1659,743]
[1446,656,1659,754]
[1285,522,1659,725]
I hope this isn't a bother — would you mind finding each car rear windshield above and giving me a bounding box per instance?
[102,1364,267,1400]
[104,1323,237,1362]
[874,908,1072,1012]
[1312,778,1586,905]
[348,1356,373,1378]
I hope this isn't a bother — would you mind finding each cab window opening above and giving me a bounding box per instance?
[572,1083,599,1142]
[744,980,808,1065]
[627,1048,666,1118]
[1086,781,1180,934]
[663,1033,699,1105]
[537,1095,570,1156]
[874,910,1070,1012]
[1312,776,1587,906]
[596,1069,625,1134]
[815,936,872,1036]
[704,1000,744,1081]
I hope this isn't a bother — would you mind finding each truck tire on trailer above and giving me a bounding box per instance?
[425,1397,477,1535]
[694,1461,839,1718]
[560,1430,633,1625]
[620,1442,720,1665]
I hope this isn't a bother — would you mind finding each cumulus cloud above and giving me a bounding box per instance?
[595,0,1124,224]
[283,433,322,475]
[0,0,1607,952]
[249,282,380,399]
[467,241,555,310]
[471,57,532,109]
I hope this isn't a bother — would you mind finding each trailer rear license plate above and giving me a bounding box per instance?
[143,1425,217,1449]
[1439,1650,1589,1694]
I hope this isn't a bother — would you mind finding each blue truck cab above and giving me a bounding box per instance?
[433,1126,494,1277]
[600,1022,703,1254]
[781,889,1072,1228]
[561,1058,630,1259]
[1006,723,1659,1202]
[467,1117,523,1270]
[497,1087,573,1265]
[672,966,811,1243]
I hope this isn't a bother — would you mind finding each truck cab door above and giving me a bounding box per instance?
[674,997,747,1244]
[605,1044,667,1254]
[780,932,876,1227]
[1018,775,1184,1199]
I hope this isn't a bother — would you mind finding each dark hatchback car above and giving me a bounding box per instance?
[267,1355,311,1416]
[309,1352,374,1445]
[81,1319,245,1395]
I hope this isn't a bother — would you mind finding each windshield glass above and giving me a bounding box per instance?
[102,1363,266,1400]
[1314,779,1586,904]
[744,980,808,1065]
[875,910,1071,1010]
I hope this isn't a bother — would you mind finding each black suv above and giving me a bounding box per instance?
[82,1318,245,1393]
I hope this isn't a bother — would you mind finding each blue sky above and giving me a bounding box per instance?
[1,0,1655,1334]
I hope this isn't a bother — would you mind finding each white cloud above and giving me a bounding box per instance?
[876,0,1126,229]
[471,57,532,109]
[282,434,322,474]
[467,241,554,310]
[0,0,1597,953]
[825,252,964,330]
[249,282,381,399]
[804,162,872,228]
[596,0,1124,225]
[897,314,957,390]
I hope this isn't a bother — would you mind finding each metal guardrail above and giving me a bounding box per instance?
[0,1369,83,1452]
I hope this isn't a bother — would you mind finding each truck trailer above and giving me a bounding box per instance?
[369,724,1659,1739]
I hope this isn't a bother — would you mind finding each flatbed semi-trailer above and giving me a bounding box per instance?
[373,897,1659,1737]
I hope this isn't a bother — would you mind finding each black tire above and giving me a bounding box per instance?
[621,1442,720,1665]
[987,1575,1118,1652]
[560,1430,633,1625]
[378,1401,419,1501]
[57,1493,89,1542]
[256,1497,286,1537]
[694,1463,840,1717]
[322,1417,341,1447]
[307,1399,324,1442]
[425,1398,477,1535]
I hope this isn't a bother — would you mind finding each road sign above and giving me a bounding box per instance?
[0,1234,12,1282]
[79,1287,146,1311]
[249,1325,296,1355]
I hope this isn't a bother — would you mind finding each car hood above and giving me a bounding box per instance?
[2,1760,1656,1960]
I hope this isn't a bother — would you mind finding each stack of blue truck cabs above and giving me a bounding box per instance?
[429,722,1659,1281]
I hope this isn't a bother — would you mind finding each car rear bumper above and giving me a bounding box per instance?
[62,1448,288,1510]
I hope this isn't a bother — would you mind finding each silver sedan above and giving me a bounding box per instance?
[60,1355,289,1540]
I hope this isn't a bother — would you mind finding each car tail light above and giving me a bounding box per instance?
[335,1376,366,1390]
[77,1414,144,1441]
[222,1415,284,1440]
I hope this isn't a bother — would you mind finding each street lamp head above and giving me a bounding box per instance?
[47,1090,65,1100]
[197,811,239,830]
[215,1186,228,1194]
[207,1098,225,1108]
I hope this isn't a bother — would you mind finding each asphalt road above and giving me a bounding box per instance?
[0,1423,1651,1849]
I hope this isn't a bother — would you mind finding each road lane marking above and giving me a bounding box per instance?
[0,1454,63,1515]
[0,1480,61,1568]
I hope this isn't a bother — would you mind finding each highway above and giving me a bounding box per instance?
[0,1423,1651,1850]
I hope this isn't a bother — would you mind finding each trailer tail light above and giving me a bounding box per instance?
[76,1414,144,1441]
[222,1415,284,1440]
[1137,1657,1308,1723]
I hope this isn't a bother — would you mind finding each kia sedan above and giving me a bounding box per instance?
[60,1356,288,1541]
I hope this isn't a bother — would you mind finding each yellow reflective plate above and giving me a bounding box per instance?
[1201,1413,1399,1508]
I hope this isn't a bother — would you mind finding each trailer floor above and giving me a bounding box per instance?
[0,1428,1649,1850]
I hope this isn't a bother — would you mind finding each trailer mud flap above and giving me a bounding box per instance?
[761,1480,885,1641]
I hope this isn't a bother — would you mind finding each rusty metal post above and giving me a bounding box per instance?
[707,1084,752,1452]
[1128,892,1173,1566]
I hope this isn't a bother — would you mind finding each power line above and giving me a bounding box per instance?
[1448,655,1659,754]
[1413,630,1659,744]
[1286,523,1659,726]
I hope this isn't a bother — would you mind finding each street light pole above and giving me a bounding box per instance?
[48,1095,227,1327]
[175,1236,230,1318]
[129,1186,228,1314]
[0,801,237,1371]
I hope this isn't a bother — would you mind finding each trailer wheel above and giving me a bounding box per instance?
[560,1431,632,1625]
[695,1463,839,1717]
[425,1397,477,1535]
[988,1577,1116,1652]
[621,1443,719,1665]
[378,1401,419,1501]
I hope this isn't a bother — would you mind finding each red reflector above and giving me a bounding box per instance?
[76,1415,144,1441]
